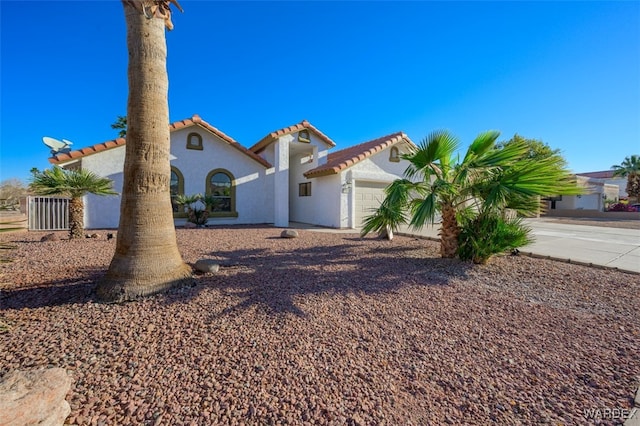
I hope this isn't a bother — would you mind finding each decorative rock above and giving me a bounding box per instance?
[40,233,58,242]
[0,368,72,426]
[280,229,299,238]
[90,233,100,239]
[195,259,220,273]
[183,222,197,229]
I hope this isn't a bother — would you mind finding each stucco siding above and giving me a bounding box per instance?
[288,132,334,225]
[293,174,342,227]
[56,123,414,230]
[80,127,274,229]
[170,128,273,225]
[82,145,126,229]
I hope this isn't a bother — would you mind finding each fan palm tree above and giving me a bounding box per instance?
[362,130,582,259]
[612,155,640,202]
[29,167,117,239]
[96,0,192,302]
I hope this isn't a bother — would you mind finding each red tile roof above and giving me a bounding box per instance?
[249,120,336,154]
[49,114,272,168]
[48,137,127,164]
[304,132,413,178]
[576,170,616,179]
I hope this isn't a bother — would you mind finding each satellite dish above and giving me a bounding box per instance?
[42,136,73,154]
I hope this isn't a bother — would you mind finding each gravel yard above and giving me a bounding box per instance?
[1,227,639,425]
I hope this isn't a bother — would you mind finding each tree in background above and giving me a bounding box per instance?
[29,167,117,239]
[495,134,567,165]
[612,155,640,202]
[111,115,128,138]
[97,0,192,302]
[496,134,569,212]
[0,179,29,210]
[361,130,582,263]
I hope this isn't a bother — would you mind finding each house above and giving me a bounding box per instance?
[547,174,619,211]
[49,115,416,229]
[575,170,627,199]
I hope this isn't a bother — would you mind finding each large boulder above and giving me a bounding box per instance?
[0,368,72,426]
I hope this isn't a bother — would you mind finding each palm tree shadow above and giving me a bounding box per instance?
[163,238,472,318]
[1,268,102,309]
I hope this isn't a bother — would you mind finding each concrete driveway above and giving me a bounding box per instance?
[521,219,640,273]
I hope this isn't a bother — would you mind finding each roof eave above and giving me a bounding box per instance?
[303,168,340,178]
[250,120,336,154]
[303,132,412,178]
[47,116,273,169]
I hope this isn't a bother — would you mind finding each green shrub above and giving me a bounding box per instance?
[174,194,209,226]
[457,212,531,264]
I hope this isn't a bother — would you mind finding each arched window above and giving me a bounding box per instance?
[187,132,203,150]
[170,166,186,216]
[389,146,400,162]
[206,169,238,217]
[298,129,310,143]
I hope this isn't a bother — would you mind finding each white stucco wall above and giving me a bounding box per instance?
[68,129,413,230]
[287,131,334,226]
[338,143,411,228]
[293,142,412,229]
[354,142,410,180]
[170,127,273,226]
[77,125,274,229]
[606,177,628,198]
[290,173,342,228]
[82,145,126,229]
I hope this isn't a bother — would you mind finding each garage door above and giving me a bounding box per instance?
[354,181,389,228]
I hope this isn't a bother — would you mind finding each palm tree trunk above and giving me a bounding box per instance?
[97,2,192,302]
[68,197,84,240]
[439,203,460,258]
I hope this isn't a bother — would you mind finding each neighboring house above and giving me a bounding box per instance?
[549,174,619,211]
[49,115,415,229]
[576,170,627,199]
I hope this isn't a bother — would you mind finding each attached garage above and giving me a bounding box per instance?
[354,181,390,228]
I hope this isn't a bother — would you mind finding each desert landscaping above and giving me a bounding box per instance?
[1,226,639,425]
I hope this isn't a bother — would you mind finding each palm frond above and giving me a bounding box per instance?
[360,203,409,237]
[404,130,459,181]
[360,179,413,237]
[409,192,439,229]
[611,154,640,178]
[30,166,117,198]
[463,130,501,163]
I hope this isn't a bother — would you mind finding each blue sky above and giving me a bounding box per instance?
[1,1,639,183]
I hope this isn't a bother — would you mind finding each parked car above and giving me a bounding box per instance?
[631,203,640,212]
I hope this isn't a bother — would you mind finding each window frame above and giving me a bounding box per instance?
[186,132,203,150]
[389,146,400,162]
[299,182,312,197]
[205,168,238,218]
[298,129,310,143]
[170,166,187,218]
